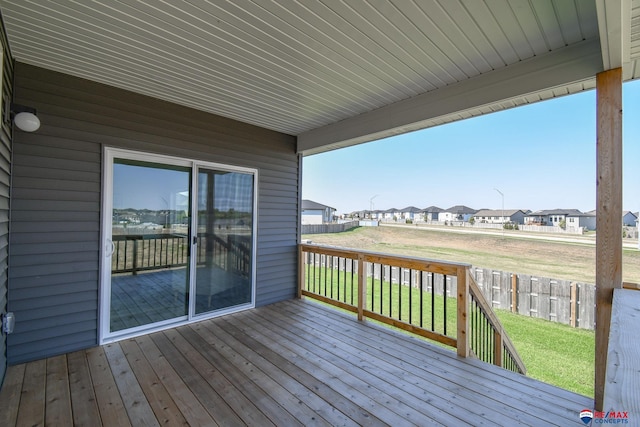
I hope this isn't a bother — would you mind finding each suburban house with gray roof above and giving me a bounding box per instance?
[420,206,444,221]
[525,209,585,227]
[301,200,336,224]
[439,205,477,223]
[472,209,528,225]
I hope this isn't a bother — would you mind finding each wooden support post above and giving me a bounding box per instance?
[456,267,469,358]
[511,274,517,313]
[357,255,365,321]
[494,329,503,368]
[595,67,623,410]
[297,246,304,299]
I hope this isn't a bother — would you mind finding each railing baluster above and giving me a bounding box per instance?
[431,273,435,332]
[443,274,447,336]
[398,267,402,321]
[350,259,354,306]
[330,255,334,299]
[323,254,327,297]
[409,269,413,325]
[336,256,341,302]
[419,271,423,328]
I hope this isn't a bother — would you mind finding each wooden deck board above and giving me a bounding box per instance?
[16,358,46,427]
[67,350,102,427]
[45,355,73,426]
[84,346,131,427]
[0,363,25,427]
[119,339,189,426]
[280,299,588,422]
[0,299,593,426]
[103,343,160,427]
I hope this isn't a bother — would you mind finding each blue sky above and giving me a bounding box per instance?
[303,79,640,215]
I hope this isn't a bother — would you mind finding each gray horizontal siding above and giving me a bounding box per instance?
[7,62,298,364]
[0,21,13,384]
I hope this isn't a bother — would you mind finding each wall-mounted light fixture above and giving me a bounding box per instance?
[4,102,41,132]
[12,104,41,132]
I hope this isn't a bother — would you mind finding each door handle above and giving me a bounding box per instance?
[106,239,115,257]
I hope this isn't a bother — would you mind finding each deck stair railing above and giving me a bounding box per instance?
[299,243,526,374]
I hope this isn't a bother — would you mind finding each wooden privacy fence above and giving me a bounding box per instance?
[298,243,526,375]
[470,267,596,330]
[301,221,359,235]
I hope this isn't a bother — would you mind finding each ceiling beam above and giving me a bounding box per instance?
[297,39,603,155]
[596,0,632,70]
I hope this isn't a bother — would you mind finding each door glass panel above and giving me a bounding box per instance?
[195,169,254,314]
[110,159,191,332]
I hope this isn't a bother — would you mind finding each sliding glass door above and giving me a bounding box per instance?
[195,168,254,314]
[102,149,256,342]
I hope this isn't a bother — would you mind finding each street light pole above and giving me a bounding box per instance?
[494,188,504,236]
[369,194,378,218]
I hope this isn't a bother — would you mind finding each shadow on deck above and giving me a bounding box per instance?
[0,299,592,426]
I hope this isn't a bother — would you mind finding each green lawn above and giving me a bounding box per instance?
[495,309,595,397]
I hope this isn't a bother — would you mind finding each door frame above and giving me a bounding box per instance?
[99,147,258,344]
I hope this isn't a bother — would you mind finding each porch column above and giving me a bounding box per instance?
[595,67,622,410]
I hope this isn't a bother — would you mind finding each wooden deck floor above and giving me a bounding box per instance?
[0,299,592,426]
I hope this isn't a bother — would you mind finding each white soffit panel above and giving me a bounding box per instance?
[631,0,640,59]
[0,0,609,150]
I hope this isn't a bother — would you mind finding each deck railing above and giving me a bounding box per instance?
[112,233,251,276]
[299,243,526,374]
[112,234,189,274]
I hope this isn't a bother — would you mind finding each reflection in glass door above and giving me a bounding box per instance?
[195,168,254,315]
[102,149,257,342]
[108,159,191,333]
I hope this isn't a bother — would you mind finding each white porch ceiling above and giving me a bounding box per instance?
[0,1,637,155]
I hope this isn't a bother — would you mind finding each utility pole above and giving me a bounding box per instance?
[369,194,378,218]
[494,188,504,237]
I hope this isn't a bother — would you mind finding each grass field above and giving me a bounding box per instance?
[303,225,602,397]
[303,225,640,283]
[495,310,594,397]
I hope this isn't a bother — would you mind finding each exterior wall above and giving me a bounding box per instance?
[576,216,597,230]
[510,211,526,224]
[7,63,298,364]
[301,209,323,224]
[0,23,13,384]
[622,212,637,227]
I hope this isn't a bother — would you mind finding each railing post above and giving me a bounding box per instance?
[494,329,503,367]
[297,245,304,299]
[457,266,469,358]
[357,254,365,321]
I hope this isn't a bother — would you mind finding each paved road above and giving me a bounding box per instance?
[380,222,640,249]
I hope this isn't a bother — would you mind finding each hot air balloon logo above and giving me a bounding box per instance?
[580,409,593,425]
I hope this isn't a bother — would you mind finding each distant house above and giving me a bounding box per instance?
[525,209,585,227]
[420,206,444,221]
[586,210,638,228]
[301,200,336,224]
[382,208,399,220]
[472,209,528,225]
[565,212,596,231]
[399,206,421,220]
[369,210,383,219]
[622,211,638,227]
[440,205,477,222]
